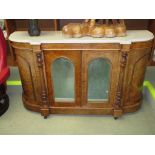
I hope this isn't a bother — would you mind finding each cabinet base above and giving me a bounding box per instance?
[22,95,142,118]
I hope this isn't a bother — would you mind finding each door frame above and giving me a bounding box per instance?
[82,50,120,108]
[44,50,82,107]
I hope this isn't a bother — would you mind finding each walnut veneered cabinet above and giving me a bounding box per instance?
[9,30,154,119]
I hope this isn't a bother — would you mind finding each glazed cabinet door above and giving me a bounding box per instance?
[44,50,81,107]
[82,50,120,108]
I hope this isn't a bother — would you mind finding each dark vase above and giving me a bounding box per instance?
[28,19,40,36]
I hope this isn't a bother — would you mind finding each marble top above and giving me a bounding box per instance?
[9,30,154,45]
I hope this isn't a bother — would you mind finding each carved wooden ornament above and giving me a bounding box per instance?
[62,19,126,38]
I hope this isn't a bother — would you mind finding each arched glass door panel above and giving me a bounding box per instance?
[52,58,75,102]
[88,58,110,102]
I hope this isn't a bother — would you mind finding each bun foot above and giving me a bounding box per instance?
[114,117,118,120]
[41,106,49,119]
[44,116,47,119]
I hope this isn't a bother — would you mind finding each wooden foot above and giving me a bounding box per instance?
[113,109,123,119]
[41,106,49,119]
[114,117,118,120]
[44,116,47,119]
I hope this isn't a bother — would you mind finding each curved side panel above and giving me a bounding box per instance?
[123,48,151,106]
[16,53,36,102]
[129,54,149,103]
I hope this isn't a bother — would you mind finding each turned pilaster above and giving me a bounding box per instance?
[33,45,50,118]
[114,44,130,118]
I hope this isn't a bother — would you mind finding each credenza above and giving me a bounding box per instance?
[9,30,154,119]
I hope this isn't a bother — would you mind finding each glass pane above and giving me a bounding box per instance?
[52,58,75,102]
[88,58,110,102]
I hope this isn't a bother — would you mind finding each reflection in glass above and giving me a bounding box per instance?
[52,58,75,102]
[88,58,110,102]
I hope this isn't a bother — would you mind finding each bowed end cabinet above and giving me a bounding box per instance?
[9,30,154,119]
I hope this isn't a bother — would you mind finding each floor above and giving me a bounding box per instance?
[0,67,155,135]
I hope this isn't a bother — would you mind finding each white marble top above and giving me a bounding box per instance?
[9,30,154,45]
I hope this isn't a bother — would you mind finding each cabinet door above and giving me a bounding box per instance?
[82,50,120,108]
[44,50,81,107]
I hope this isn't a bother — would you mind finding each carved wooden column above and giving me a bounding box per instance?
[33,45,50,118]
[114,44,130,119]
